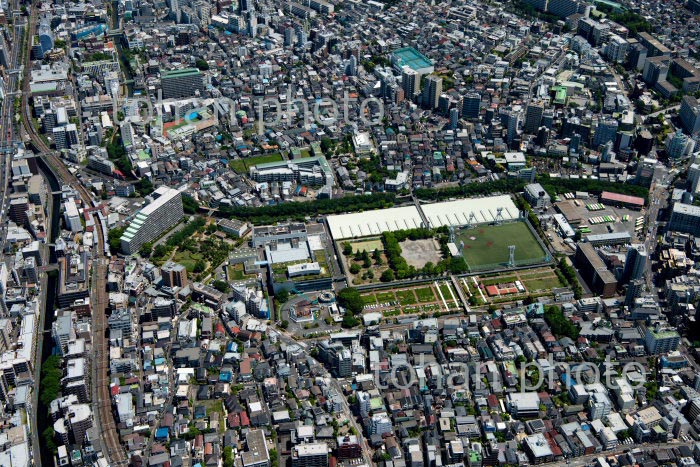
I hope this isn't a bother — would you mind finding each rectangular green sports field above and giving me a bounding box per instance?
[456,222,546,269]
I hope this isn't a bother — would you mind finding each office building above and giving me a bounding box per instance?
[63,199,82,233]
[462,92,481,119]
[625,278,644,308]
[318,341,352,377]
[635,157,656,187]
[524,102,544,134]
[667,129,695,159]
[161,68,206,99]
[644,325,680,354]
[449,107,459,130]
[669,203,700,235]
[500,109,520,145]
[622,244,647,283]
[161,261,188,288]
[592,119,618,149]
[574,243,617,298]
[120,187,184,255]
[291,444,330,467]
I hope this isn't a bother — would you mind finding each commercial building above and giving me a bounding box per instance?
[161,68,206,99]
[391,47,434,75]
[120,187,184,255]
[524,183,551,209]
[241,430,270,467]
[574,243,617,298]
[248,156,334,187]
[622,244,647,283]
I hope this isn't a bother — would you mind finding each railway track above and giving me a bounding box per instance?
[21,3,127,466]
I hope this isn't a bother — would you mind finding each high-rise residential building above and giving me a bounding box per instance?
[120,187,184,255]
[9,197,29,226]
[161,68,206,99]
[622,244,647,284]
[642,56,670,86]
[524,102,544,134]
[547,0,584,18]
[604,34,629,63]
[462,92,481,119]
[681,95,700,135]
[423,75,442,109]
[369,413,392,435]
[53,124,79,150]
[401,66,420,98]
[291,444,330,467]
[592,119,618,148]
[161,261,188,288]
[644,325,680,354]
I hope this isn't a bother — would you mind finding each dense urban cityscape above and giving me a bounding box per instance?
[6,0,700,466]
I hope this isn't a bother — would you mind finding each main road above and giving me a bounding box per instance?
[20,3,127,466]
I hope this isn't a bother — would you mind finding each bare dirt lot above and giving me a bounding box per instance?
[400,238,442,268]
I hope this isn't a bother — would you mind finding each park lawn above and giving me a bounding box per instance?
[349,239,384,253]
[457,222,546,269]
[438,283,454,302]
[229,153,284,174]
[415,286,436,303]
[173,250,206,272]
[375,291,396,303]
[522,276,561,291]
[395,289,417,305]
[227,264,252,280]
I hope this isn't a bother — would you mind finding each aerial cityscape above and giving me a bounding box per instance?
[7,0,700,466]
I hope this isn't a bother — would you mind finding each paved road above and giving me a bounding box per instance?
[537,441,695,467]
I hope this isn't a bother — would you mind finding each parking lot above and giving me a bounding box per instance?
[550,194,646,239]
